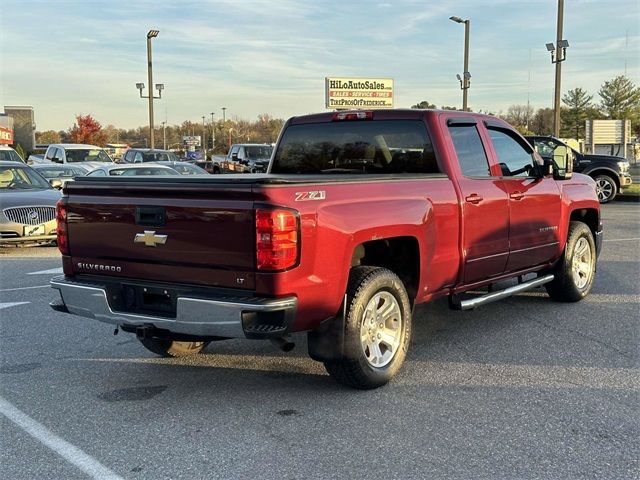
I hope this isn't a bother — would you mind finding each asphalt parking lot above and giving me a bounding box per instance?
[1,203,638,480]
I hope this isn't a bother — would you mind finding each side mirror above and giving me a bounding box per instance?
[552,145,573,180]
[49,178,63,189]
[231,153,238,161]
[52,157,63,164]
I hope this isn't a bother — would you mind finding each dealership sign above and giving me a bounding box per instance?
[325,77,394,109]
[0,126,13,145]
[182,135,201,147]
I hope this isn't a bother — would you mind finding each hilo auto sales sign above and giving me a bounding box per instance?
[325,77,394,110]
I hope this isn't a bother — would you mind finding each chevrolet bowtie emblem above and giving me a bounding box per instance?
[134,230,168,247]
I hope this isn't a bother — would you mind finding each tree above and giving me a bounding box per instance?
[504,104,534,132]
[35,130,61,144]
[531,108,554,136]
[561,87,593,139]
[68,114,107,145]
[411,100,437,109]
[598,75,640,119]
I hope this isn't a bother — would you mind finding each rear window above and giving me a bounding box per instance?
[66,149,111,163]
[271,120,440,174]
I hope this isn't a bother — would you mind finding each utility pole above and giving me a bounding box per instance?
[553,0,564,137]
[210,112,215,151]
[161,121,166,150]
[222,107,227,123]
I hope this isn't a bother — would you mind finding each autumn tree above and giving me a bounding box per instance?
[35,130,61,144]
[531,108,554,136]
[68,114,107,145]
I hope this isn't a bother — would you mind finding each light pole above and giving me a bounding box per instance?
[136,29,163,149]
[222,107,227,123]
[210,112,215,151]
[450,16,471,111]
[161,121,166,150]
[546,0,568,137]
[202,115,207,159]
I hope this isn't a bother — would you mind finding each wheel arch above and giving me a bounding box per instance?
[585,167,620,188]
[349,236,420,302]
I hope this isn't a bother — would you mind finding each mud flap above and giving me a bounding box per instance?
[307,296,346,361]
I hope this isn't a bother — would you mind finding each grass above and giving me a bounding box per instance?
[621,183,640,196]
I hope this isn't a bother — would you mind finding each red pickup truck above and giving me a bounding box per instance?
[50,109,602,389]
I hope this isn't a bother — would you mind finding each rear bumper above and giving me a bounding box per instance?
[50,275,297,339]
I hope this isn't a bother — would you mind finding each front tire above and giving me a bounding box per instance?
[139,338,209,357]
[594,174,617,203]
[324,266,412,389]
[545,221,596,302]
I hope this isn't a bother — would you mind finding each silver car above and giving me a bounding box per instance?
[0,161,62,245]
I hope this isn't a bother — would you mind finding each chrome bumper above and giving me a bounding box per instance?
[50,276,297,339]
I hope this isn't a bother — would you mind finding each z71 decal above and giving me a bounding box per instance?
[295,190,326,202]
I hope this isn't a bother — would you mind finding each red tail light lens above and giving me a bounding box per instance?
[56,199,68,255]
[256,208,299,271]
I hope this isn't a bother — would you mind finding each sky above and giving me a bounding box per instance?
[1,0,638,131]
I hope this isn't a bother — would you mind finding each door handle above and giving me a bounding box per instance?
[509,191,525,200]
[465,194,483,204]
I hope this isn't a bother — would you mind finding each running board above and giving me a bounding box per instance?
[450,274,555,311]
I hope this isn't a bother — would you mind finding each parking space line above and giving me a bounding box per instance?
[28,267,64,275]
[0,397,124,480]
[603,237,640,242]
[0,302,30,310]
[0,285,49,292]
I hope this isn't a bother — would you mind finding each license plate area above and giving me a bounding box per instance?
[24,225,45,236]
[114,284,178,318]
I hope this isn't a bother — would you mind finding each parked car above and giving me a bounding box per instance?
[121,148,181,164]
[0,161,61,245]
[152,161,208,175]
[218,144,273,173]
[42,144,113,171]
[85,164,181,177]
[525,135,632,203]
[31,163,91,189]
[27,153,48,165]
[0,145,25,163]
[50,109,602,389]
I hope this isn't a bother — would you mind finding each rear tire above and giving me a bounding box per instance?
[594,174,617,203]
[545,221,596,302]
[323,266,412,389]
[139,338,209,357]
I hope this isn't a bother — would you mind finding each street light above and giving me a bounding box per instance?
[210,112,215,150]
[136,29,163,149]
[161,121,166,150]
[546,0,568,136]
[450,15,471,111]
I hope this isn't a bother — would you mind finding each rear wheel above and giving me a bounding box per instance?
[545,221,596,302]
[138,338,209,357]
[323,266,412,389]
[594,174,617,203]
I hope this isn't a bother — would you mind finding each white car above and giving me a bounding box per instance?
[0,145,25,163]
[42,143,113,170]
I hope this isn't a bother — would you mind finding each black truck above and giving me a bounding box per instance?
[526,135,632,203]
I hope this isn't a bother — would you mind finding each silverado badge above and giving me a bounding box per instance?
[134,230,168,247]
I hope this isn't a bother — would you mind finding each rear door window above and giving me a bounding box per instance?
[448,125,491,177]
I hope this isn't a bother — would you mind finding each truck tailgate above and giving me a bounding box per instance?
[64,179,256,290]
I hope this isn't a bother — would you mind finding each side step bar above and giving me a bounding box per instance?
[450,274,554,311]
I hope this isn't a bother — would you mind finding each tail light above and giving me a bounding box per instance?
[56,199,68,255]
[256,208,299,271]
